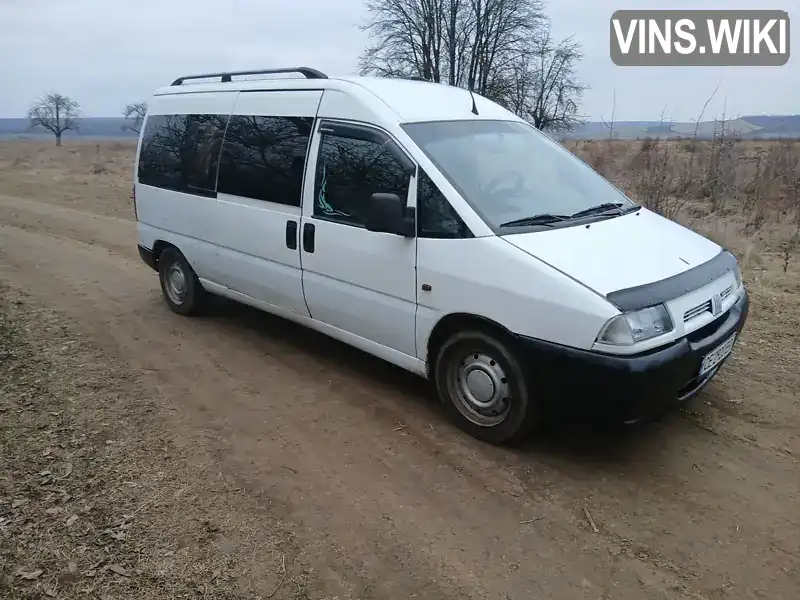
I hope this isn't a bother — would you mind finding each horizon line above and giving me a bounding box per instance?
[1,113,799,123]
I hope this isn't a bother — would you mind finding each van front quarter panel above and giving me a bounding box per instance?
[415,236,619,363]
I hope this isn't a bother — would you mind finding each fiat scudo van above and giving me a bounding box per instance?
[134,67,749,443]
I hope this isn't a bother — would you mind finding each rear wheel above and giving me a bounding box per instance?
[434,329,537,444]
[158,247,206,315]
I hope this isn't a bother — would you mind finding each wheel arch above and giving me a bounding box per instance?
[425,313,519,380]
[150,239,180,269]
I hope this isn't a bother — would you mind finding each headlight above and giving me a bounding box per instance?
[596,304,674,345]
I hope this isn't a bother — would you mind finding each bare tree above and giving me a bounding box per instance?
[123,102,148,135]
[601,88,617,140]
[359,0,546,104]
[27,92,80,146]
[358,0,587,127]
[511,27,586,132]
[465,0,545,99]
[359,0,443,81]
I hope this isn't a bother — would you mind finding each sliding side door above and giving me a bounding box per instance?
[209,90,323,317]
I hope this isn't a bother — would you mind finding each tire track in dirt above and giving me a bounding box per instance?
[1,194,797,599]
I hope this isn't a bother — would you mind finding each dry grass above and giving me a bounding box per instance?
[0,142,134,219]
[0,288,315,600]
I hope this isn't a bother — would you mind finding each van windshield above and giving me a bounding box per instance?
[401,120,635,230]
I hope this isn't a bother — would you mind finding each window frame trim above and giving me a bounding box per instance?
[310,118,418,230]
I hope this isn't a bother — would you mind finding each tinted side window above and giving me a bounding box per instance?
[417,169,472,238]
[314,129,411,227]
[137,113,228,196]
[217,115,313,206]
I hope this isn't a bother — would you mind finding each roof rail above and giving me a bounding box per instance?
[170,67,328,86]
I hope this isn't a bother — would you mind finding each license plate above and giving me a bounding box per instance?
[699,333,737,376]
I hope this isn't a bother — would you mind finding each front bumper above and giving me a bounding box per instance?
[516,289,750,424]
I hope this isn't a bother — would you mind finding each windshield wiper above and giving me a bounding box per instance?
[500,204,641,228]
[569,203,642,219]
[499,214,571,228]
[569,203,626,219]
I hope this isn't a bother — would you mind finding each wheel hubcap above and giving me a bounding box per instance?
[165,263,187,305]
[450,351,511,427]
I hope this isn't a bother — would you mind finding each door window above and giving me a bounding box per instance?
[313,125,412,227]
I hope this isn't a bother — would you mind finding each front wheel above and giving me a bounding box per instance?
[434,329,537,444]
[158,247,206,316]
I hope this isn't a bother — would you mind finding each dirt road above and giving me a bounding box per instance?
[0,188,797,599]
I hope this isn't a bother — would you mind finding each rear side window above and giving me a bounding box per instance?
[314,126,412,227]
[217,116,313,207]
[137,114,228,196]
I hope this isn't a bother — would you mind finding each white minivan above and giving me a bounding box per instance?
[134,67,749,444]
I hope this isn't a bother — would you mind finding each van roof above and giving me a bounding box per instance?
[153,69,520,124]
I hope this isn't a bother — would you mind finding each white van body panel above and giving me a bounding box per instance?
[138,221,215,283]
[200,279,427,376]
[316,88,385,125]
[503,208,722,296]
[415,237,619,358]
[146,91,238,116]
[230,89,322,117]
[343,77,522,123]
[213,195,307,315]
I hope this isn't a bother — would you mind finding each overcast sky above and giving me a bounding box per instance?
[1,0,796,122]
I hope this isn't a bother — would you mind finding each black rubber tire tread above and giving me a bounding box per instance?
[157,247,206,316]
[434,329,538,445]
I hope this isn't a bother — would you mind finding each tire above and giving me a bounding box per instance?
[157,246,206,316]
[434,329,537,444]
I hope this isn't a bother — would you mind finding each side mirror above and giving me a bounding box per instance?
[365,193,414,237]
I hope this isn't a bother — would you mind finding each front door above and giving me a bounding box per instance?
[299,120,418,358]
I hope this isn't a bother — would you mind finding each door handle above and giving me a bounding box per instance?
[302,222,315,253]
[285,220,298,250]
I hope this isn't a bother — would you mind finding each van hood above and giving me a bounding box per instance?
[502,208,721,297]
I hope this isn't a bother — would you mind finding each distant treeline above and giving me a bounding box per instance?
[1,114,799,142]
[0,117,138,139]
[562,115,800,141]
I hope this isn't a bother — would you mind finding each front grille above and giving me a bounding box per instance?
[684,300,712,322]
[683,285,734,323]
